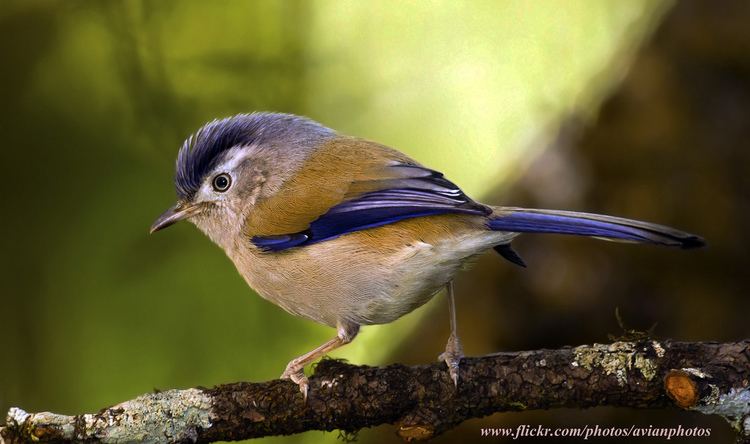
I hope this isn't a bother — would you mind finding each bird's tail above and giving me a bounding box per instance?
[488,207,705,249]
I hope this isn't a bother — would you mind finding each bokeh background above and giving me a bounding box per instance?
[1,1,748,443]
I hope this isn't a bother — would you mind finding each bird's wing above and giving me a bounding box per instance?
[248,138,490,252]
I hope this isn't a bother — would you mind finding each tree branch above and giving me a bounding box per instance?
[2,339,749,443]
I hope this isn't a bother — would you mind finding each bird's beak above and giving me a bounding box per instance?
[150,202,203,234]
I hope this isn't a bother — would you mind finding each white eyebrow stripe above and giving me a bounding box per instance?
[213,144,258,173]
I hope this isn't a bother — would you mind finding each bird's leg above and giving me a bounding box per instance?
[438,281,463,386]
[280,320,359,399]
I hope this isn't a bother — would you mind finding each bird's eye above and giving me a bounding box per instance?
[212,173,232,192]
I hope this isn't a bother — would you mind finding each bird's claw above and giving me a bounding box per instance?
[281,363,309,400]
[438,333,463,387]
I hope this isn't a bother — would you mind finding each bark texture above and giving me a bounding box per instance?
[2,339,749,443]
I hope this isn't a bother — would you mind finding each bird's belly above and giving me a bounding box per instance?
[233,217,512,327]
[234,243,450,326]
[351,243,466,325]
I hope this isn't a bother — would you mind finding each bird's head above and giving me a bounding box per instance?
[150,112,334,250]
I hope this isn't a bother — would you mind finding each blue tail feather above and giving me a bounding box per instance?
[488,208,704,249]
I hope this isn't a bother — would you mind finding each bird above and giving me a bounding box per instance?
[150,112,704,397]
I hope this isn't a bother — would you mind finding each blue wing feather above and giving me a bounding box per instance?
[251,233,309,250]
[252,164,489,252]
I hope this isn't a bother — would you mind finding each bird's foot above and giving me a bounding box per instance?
[280,362,309,400]
[438,332,463,387]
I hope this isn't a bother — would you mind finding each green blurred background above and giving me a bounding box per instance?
[2,1,748,442]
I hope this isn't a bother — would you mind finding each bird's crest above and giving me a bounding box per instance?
[174,112,333,200]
